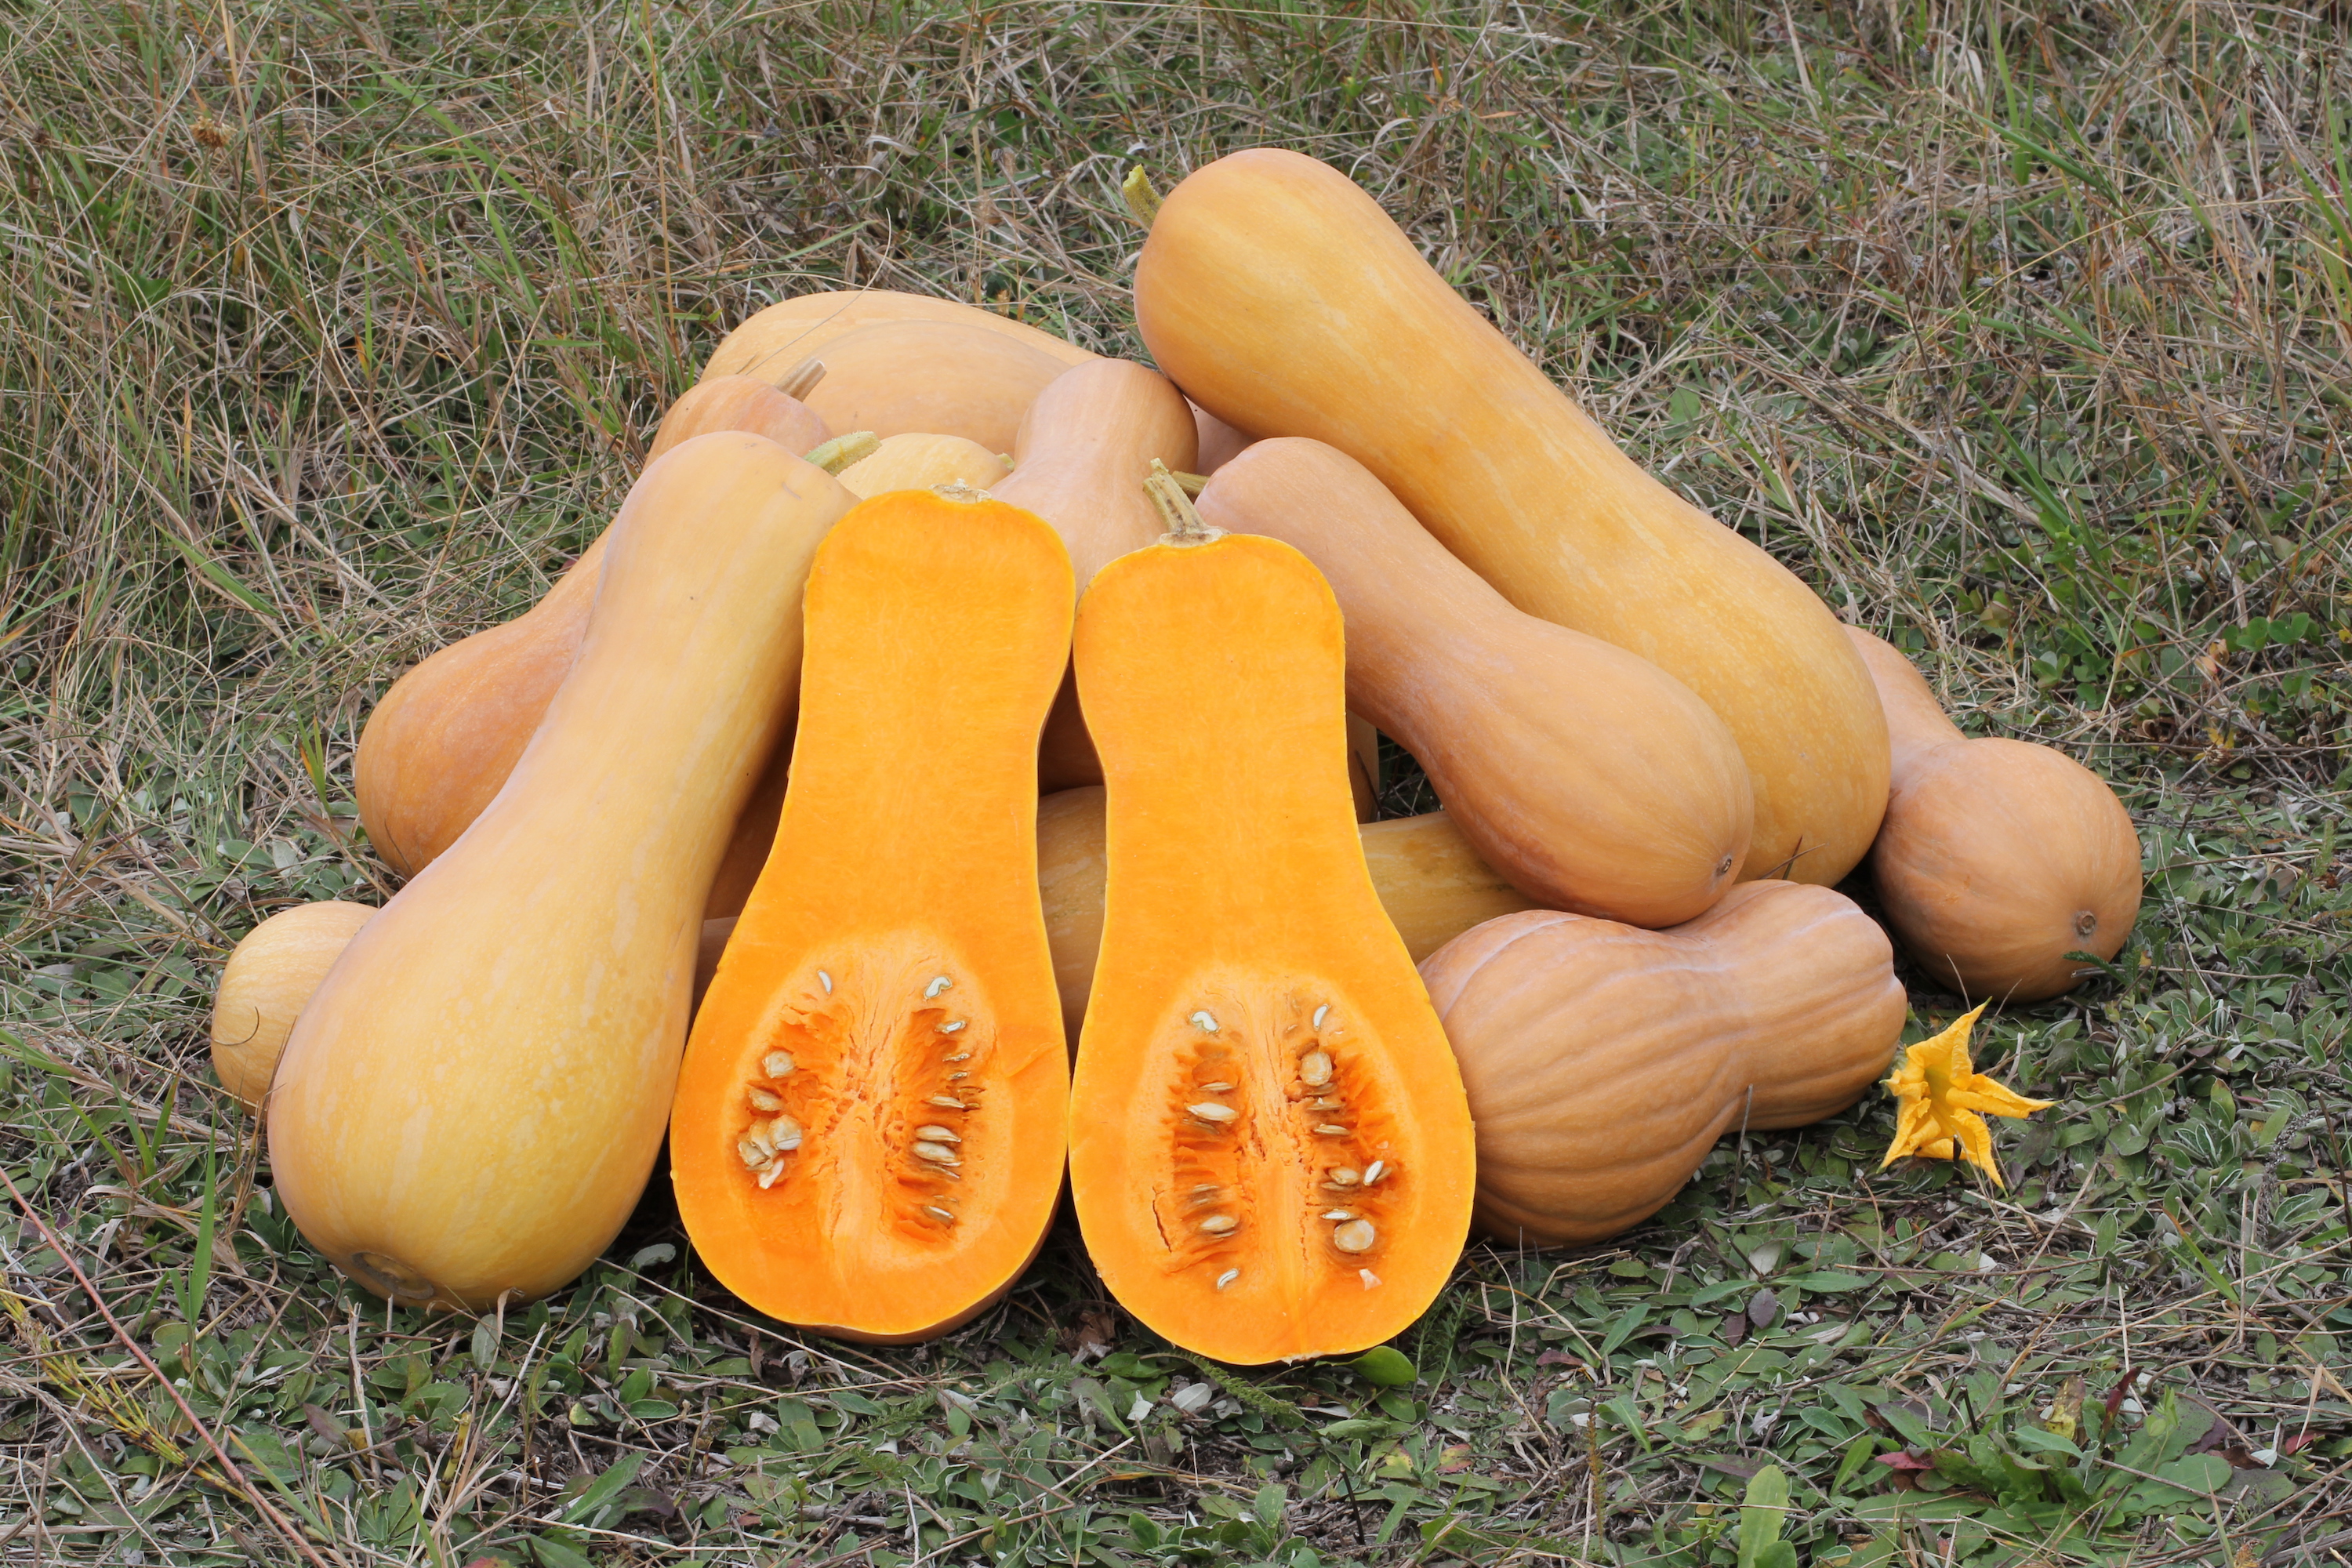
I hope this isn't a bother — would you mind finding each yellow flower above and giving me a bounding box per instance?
[1878,1004,2055,1188]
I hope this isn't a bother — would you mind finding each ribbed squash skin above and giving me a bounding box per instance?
[1135,149,1889,886]
[789,321,1065,456]
[211,901,378,1109]
[837,433,1011,499]
[271,435,855,1309]
[671,490,1073,1344]
[995,361,1201,792]
[1069,531,1474,1365]
[355,384,824,879]
[1038,787,1531,1047]
[1850,630,2141,1001]
[1200,439,1751,926]
[702,289,1092,385]
[1421,884,1905,1247]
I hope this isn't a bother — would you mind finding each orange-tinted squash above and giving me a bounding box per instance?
[671,488,1074,1343]
[1850,630,2141,1000]
[1421,883,1905,1247]
[1136,149,1889,885]
[211,901,379,1109]
[1068,521,1474,1365]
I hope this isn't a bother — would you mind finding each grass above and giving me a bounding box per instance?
[1,0,2348,1563]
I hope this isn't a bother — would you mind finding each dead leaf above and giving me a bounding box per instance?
[1748,1288,1779,1330]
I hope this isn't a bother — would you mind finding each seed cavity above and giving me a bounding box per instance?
[817,969,833,994]
[915,1124,961,1142]
[1198,1214,1238,1235]
[912,1141,960,1166]
[1359,1269,1382,1290]
[926,975,953,999]
[762,1051,796,1078]
[1299,1051,1333,1087]
[1215,1269,1240,1291]
[1332,1219,1377,1254]
[1189,1010,1218,1033]
[938,1020,967,1033]
[1189,1102,1239,1124]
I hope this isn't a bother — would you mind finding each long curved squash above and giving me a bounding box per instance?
[702,289,1091,386]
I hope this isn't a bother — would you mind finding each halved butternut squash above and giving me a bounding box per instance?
[702,289,1092,385]
[1068,511,1474,1365]
[671,488,1074,1343]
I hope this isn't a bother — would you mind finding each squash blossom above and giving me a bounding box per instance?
[1878,1005,2054,1187]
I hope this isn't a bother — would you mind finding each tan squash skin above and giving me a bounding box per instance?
[1135,149,1889,885]
[1849,630,2142,1001]
[790,320,1067,456]
[210,902,379,1109]
[837,433,1011,499]
[271,434,856,1311]
[1035,786,1532,1047]
[1192,404,1255,474]
[355,386,826,880]
[993,361,1201,792]
[1421,884,1906,1247]
[1200,439,1751,926]
[702,289,1093,386]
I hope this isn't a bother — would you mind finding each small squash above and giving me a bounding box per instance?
[356,383,826,879]
[837,433,1011,499]
[1037,786,1530,1047]
[1068,504,1474,1366]
[210,901,378,1109]
[1421,883,1905,1247]
[1200,439,1751,926]
[1849,630,2141,1001]
[995,361,1201,792]
[671,488,1074,1344]
[270,434,855,1310]
[791,320,1066,456]
[1136,149,1889,885]
[703,289,1092,385]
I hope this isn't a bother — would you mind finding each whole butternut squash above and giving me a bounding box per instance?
[1191,403,1255,474]
[1200,439,1751,925]
[356,385,826,880]
[837,433,1011,499]
[672,488,1073,1344]
[1421,883,1906,1247]
[703,289,1091,385]
[1135,149,1889,885]
[1849,630,2141,1001]
[271,434,855,1309]
[210,901,378,1109]
[790,320,1066,456]
[1069,514,1474,1366]
[1037,786,1530,1047]
[995,361,1201,792]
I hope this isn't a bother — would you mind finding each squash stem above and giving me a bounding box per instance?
[778,356,826,401]
[805,431,880,475]
[1121,165,1163,227]
[1145,459,1223,545]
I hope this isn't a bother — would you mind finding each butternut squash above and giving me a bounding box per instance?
[837,433,1011,499]
[270,434,855,1309]
[703,289,1091,385]
[787,320,1066,456]
[1191,403,1255,474]
[995,361,1201,792]
[1037,787,1530,1047]
[1200,439,1751,925]
[356,384,826,880]
[211,901,377,1109]
[1068,514,1474,1365]
[1421,883,1906,1247]
[1849,630,2141,1001]
[1135,149,1889,885]
[671,488,1073,1344]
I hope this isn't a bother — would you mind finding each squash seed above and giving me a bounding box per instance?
[1312,1004,1330,1030]
[1362,1160,1387,1185]
[1332,1219,1377,1254]
[926,975,953,999]
[915,1124,960,1142]
[736,1138,771,1169]
[1299,1051,1333,1087]
[943,1051,971,1062]
[1312,1123,1349,1136]
[1359,1269,1381,1290]
[1215,1269,1240,1291]
[763,1051,796,1078]
[767,1115,804,1152]
[1189,1102,1239,1123]
[925,1205,957,1223]
[1308,1096,1343,1109]
[927,1095,967,1109]
[947,1071,969,1080]
[912,1141,960,1165]
[747,1087,785,1112]
[758,1157,786,1189]
[1198,1214,1238,1235]
[817,969,833,994]
[1200,1081,1234,1092]
[938,1020,967,1033]
[1321,1209,1356,1221]
[1327,1167,1362,1187]
[1189,1010,1218,1033]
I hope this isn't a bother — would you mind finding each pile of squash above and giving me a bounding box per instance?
[210,150,2140,1365]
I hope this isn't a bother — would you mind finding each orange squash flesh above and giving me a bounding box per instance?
[671,489,1074,1344]
[1069,527,1475,1366]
